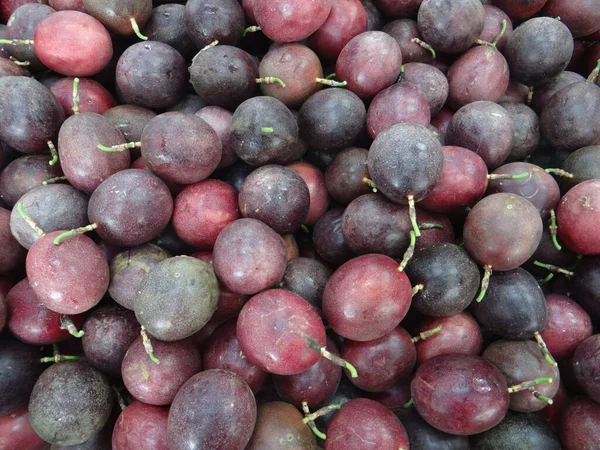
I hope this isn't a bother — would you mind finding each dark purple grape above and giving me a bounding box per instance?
[83,0,152,36]
[0,337,43,415]
[167,369,257,450]
[143,3,195,59]
[103,104,156,144]
[10,184,88,249]
[82,305,140,376]
[411,354,509,435]
[116,41,187,110]
[401,62,449,116]
[230,96,299,166]
[312,207,355,266]
[417,0,485,54]
[0,76,65,154]
[239,164,309,234]
[280,257,332,311]
[324,147,371,205]
[396,407,470,450]
[57,112,130,193]
[501,103,540,162]
[134,256,219,341]
[213,218,287,295]
[189,45,258,109]
[111,401,169,450]
[299,87,366,151]
[504,17,574,87]
[470,411,561,450]
[483,339,560,412]
[368,122,443,204]
[6,3,55,70]
[573,334,600,404]
[29,361,113,446]
[88,168,173,247]
[559,397,600,450]
[184,0,244,49]
[446,101,515,170]
[470,268,547,339]
[0,154,62,207]
[405,243,480,317]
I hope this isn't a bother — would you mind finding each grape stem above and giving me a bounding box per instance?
[411,284,424,296]
[48,141,58,166]
[141,326,160,364]
[508,377,553,393]
[315,77,347,87]
[487,172,530,180]
[112,386,127,411]
[475,265,493,302]
[302,402,327,440]
[533,260,574,277]
[16,202,45,236]
[362,177,378,193]
[410,38,436,58]
[545,168,573,178]
[407,195,421,237]
[53,223,97,245]
[261,127,274,133]
[130,17,148,41]
[42,176,68,185]
[60,315,85,338]
[587,58,600,84]
[411,325,443,343]
[398,230,416,272]
[0,39,34,45]
[192,40,219,62]
[9,56,29,66]
[534,331,558,367]
[527,86,534,105]
[530,389,554,405]
[40,354,80,363]
[320,347,358,378]
[549,210,562,251]
[256,77,286,88]
[403,397,414,408]
[243,25,261,36]
[418,223,443,230]
[302,404,340,423]
[97,141,141,152]
[71,77,80,115]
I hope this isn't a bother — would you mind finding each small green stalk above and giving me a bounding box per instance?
[130,17,148,40]
[53,223,98,245]
[17,202,45,236]
[407,195,421,237]
[410,38,436,58]
[315,77,347,87]
[475,265,493,302]
[411,325,443,343]
[398,230,416,272]
[255,77,286,88]
[71,77,80,115]
[141,326,160,364]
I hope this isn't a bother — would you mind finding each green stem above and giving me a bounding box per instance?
[508,377,553,393]
[410,38,436,58]
[243,25,261,36]
[534,331,557,367]
[320,347,358,378]
[302,402,327,440]
[301,224,309,233]
[60,315,85,338]
[362,177,378,193]
[53,223,97,245]
[71,77,80,115]
[8,56,29,66]
[492,19,508,47]
[326,72,337,80]
[530,389,554,405]
[261,127,274,133]
[315,77,347,87]
[398,230,416,272]
[112,386,127,411]
[539,273,555,285]
[533,260,574,277]
[587,58,600,84]
[487,172,530,180]
[255,77,286,88]
[130,17,148,41]
[97,141,141,152]
[418,223,443,230]
[407,195,421,237]
[0,39,34,45]
[192,40,219,62]
[40,355,80,363]
[48,141,58,166]
[16,202,45,236]
[549,210,561,251]
[302,404,340,423]
[545,168,574,178]
[403,397,414,408]
[42,176,68,185]
[475,265,493,302]
[527,86,534,105]
[141,326,160,364]
[411,284,424,296]
[412,325,443,343]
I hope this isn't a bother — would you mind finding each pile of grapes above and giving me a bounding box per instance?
[1,0,600,448]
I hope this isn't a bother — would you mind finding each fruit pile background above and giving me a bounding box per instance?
[1,0,600,449]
